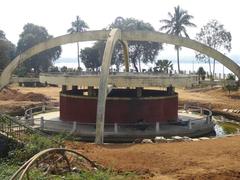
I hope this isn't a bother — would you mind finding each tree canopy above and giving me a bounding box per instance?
[108,17,162,72]
[0,30,16,70]
[80,43,102,71]
[195,20,231,77]
[16,23,61,74]
[67,16,89,70]
[159,5,196,73]
[153,59,173,73]
[81,17,162,72]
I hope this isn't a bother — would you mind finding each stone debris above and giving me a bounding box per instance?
[199,137,210,140]
[154,136,167,143]
[171,136,184,142]
[141,139,153,144]
[183,136,192,142]
[222,108,240,114]
[191,138,200,142]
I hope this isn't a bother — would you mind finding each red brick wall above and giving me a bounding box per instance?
[60,95,178,123]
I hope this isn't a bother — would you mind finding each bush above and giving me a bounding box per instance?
[224,73,238,95]
[8,134,59,163]
[197,67,206,80]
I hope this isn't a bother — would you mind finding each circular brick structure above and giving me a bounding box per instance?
[60,88,178,124]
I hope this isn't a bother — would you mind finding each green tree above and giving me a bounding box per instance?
[197,67,206,80]
[16,23,61,75]
[80,45,102,71]
[108,17,162,72]
[67,16,89,70]
[0,30,16,70]
[195,20,231,79]
[153,59,173,73]
[224,73,238,95]
[159,5,196,73]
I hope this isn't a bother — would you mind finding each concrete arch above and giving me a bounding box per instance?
[1,29,240,90]
[122,31,240,79]
[0,30,110,89]
[95,29,121,144]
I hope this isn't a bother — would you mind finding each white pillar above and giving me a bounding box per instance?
[156,122,160,133]
[188,120,192,129]
[40,117,44,130]
[114,123,118,133]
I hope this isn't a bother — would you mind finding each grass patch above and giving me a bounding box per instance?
[0,133,136,179]
[218,122,240,134]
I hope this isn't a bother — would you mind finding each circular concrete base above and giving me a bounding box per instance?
[33,110,215,142]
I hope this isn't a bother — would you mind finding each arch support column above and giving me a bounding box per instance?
[95,29,121,144]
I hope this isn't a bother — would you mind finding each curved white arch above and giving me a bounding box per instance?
[0,30,110,89]
[122,31,240,79]
[1,29,240,90]
[95,29,121,144]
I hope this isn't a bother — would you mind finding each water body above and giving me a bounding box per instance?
[213,116,240,136]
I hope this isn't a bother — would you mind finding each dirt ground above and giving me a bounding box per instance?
[178,87,240,110]
[1,85,240,179]
[65,136,240,179]
[0,85,60,115]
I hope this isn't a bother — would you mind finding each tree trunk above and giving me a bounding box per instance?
[176,46,180,73]
[133,61,139,72]
[138,58,142,72]
[77,42,80,70]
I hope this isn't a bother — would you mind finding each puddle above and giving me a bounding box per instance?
[213,116,240,136]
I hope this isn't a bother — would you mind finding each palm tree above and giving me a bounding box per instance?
[159,6,196,73]
[67,16,89,70]
[153,59,173,73]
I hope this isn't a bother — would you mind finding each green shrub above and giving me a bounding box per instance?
[8,134,59,163]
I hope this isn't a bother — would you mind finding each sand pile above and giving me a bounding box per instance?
[0,88,49,102]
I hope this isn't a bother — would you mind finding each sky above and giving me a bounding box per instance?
[1,0,239,72]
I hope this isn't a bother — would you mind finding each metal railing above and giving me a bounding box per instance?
[40,72,198,78]
[24,105,59,123]
[0,114,62,145]
[0,115,28,140]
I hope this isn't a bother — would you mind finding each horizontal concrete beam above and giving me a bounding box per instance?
[40,73,198,88]
[10,77,40,83]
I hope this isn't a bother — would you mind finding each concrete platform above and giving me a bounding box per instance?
[32,110,215,142]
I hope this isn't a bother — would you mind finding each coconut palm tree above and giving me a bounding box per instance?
[153,59,173,73]
[67,16,89,70]
[159,6,196,73]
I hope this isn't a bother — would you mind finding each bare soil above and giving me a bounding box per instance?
[1,85,240,179]
[0,85,60,115]
[65,136,240,179]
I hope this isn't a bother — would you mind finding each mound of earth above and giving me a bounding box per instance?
[0,88,49,102]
